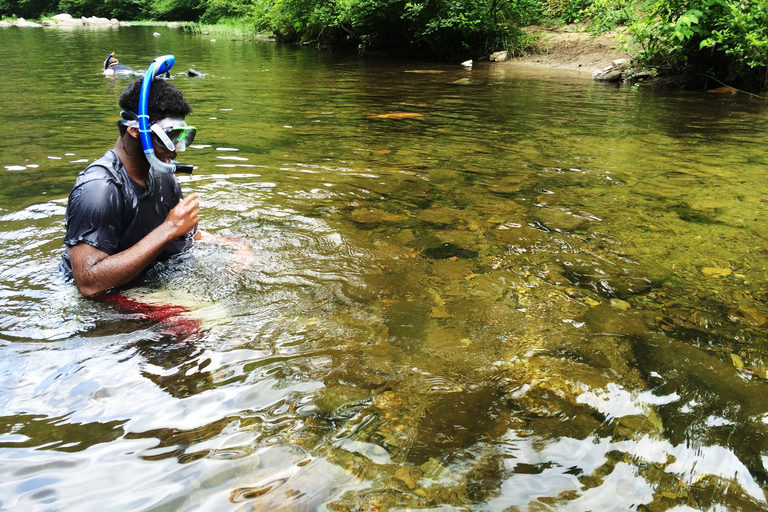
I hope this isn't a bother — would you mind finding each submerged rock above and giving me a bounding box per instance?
[728,305,768,327]
[558,254,655,298]
[701,267,732,278]
[350,208,408,224]
[533,207,587,231]
[583,304,652,336]
[422,243,478,260]
[493,224,544,250]
[417,207,462,227]
[314,384,371,418]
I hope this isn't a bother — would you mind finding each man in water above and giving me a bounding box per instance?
[103,52,135,76]
[59,77,236,297]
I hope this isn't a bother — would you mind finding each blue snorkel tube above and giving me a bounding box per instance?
[138,54,176,174]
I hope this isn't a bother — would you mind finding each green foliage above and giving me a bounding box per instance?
[245,0,542,60]
[188,17,259,35]
[0,0,62,18]
[56,0,149,18]
[149,0,205,21]
[627,0,768,90]
[545,0,592,24]
[580,0,635,33]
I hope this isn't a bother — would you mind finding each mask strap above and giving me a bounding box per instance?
[138,55,176,174]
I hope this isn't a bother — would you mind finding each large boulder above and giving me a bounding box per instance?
[489,50,509,62]
[81,16,113,25]
[54,13,84,26]
[51,13,73,22]
[13,18,43,27]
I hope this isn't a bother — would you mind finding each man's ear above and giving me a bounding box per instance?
[127,126,140,139]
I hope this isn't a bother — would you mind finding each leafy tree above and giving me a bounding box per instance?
[246,0,541,60]
[0,0,61,18]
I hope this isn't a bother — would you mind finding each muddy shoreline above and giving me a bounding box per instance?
[507,27,634,79]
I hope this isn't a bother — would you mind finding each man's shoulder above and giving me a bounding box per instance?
[76,151,125,186]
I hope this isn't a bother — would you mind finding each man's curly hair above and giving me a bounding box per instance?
[118,77,192,134]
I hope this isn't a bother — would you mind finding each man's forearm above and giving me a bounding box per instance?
[73,223,181,297]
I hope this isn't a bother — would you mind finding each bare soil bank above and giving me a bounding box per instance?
[509,26,633,76]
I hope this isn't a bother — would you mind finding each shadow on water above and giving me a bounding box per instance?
[2,24,768,511]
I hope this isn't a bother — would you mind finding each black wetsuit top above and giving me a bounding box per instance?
[59,150,195,283]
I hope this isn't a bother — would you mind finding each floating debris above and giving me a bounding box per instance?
[369,112,423,120]
[707,86,738,94]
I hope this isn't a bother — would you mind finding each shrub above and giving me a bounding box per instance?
[628,0,768,91]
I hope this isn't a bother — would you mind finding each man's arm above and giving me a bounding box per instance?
[70,194,201,297]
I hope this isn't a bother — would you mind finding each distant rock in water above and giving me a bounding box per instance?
[188,68,206,77]
[489,51,508,62]
[593,58,629,82]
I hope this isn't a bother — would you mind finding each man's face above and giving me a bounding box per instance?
[151,128,178,164]
[149,117,196,163]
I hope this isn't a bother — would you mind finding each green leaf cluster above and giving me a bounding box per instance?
[627,0,768,90]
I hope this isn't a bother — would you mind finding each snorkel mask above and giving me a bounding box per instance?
[136,55,195,174]
[150,118,197,152]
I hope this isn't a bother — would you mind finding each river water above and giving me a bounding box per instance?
[1,24,768,511]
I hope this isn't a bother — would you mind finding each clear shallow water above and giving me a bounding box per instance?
[2,24,768,511]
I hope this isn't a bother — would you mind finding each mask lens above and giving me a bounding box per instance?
[166,126,196,151]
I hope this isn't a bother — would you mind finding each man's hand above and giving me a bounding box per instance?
[195,230,254,272]
[164,193,200,238]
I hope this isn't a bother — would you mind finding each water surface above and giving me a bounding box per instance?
[2,24,768,511]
